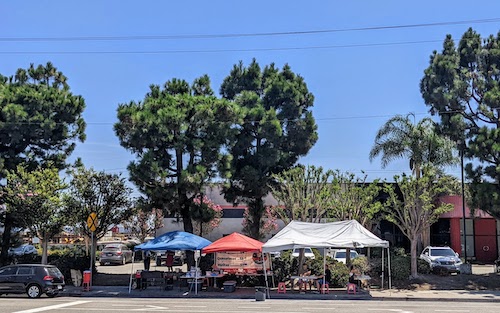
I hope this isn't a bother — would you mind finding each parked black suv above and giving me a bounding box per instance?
[0,264,65,298]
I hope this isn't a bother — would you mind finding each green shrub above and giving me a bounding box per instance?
[329,261,349,287]
[418,259,431,274]
[390,256,411,280]
[352,256,370,274]
[271,250,297,283]
[45,247,96,285]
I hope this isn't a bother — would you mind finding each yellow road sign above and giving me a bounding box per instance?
[87,212,98,232]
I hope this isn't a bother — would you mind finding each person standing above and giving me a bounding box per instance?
[165,250,175,272]
[143,250,151,271]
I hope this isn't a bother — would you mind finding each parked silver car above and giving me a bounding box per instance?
[8,244,38,257]
[420,246,462,274]
[99,244,133,265]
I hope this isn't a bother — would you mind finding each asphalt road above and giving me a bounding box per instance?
[1,297,498,313]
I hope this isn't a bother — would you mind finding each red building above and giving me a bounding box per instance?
[437,195,499,263]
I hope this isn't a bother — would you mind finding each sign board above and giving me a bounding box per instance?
[215,251,270,273]
[87,212,98,232]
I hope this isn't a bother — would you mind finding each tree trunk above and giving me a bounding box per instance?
[248,198,264,240]
[0,213,13,265]
[422,226,431,248]
[181,194,194,270]
[346,248,352,268]
[410,236,419,278]
[41,233,49,265]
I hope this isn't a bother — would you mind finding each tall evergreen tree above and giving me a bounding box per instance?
[220,59,318,239]
[421,28,500,219]
[0,62,85,263]
[115,76,238,265]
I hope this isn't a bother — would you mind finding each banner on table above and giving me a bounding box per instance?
[215,251,270,271]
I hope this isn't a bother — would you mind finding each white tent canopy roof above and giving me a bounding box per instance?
[262,220,389,252]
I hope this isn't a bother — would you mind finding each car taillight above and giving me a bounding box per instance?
[116,251,122,255]
[43,275,53,281]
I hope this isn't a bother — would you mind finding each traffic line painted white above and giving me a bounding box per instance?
[367,309,413,313]
[13,300,90,313]
[173,306,207,308]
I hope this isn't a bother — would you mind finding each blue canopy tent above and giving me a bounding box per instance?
[134,231,211,251]
[129,231,212,294]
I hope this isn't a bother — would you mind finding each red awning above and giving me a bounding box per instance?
[202,232,263,253]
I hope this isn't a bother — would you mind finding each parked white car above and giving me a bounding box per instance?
[292,247,315,259]
[420,246,462,274]
[332,249,359,263]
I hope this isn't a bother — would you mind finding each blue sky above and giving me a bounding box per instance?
[3,1,500,196]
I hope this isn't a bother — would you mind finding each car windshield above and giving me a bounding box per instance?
[431,249,455,257]
[335,251,357,258]
[336,252,346,258]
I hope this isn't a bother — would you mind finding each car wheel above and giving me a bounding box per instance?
[27,284,42,298]
[46,292,58,298]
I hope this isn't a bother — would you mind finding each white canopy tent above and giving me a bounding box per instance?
[262,220,391,296]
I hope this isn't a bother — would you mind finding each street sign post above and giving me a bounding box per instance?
[87,212,98,232]
[87,212,98,290]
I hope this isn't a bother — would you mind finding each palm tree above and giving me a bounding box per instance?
[369,114,457,178]
[370,114,458,259]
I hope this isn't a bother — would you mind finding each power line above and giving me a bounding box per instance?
[1,18,499,42]
[0,39,447,55]
[2,110,460,126]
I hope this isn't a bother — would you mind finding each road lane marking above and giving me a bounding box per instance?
[13,300,90,313]
[173,306,207,308]
[367,309,413,313]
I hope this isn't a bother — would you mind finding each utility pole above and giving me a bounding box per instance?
[460,148,467,262]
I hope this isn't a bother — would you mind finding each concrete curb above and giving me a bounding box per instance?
[59,286,500,302]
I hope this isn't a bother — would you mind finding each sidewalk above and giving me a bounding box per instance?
[60,285,500,302]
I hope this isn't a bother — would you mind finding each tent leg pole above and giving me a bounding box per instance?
[388,248,392,289]
[129,251,135,294]
[382,248,385,290]
[263,253,270,299]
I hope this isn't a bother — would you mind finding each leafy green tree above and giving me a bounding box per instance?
[383,168,457,278]
[270,165,335,224]
[220,59,318,239]
[190,195,222,237]
[420,28,500,219]
[0,62,85,262]
[124,207,163,243]
[115,76,238,265]
[65,167,133,254]
[369,114,457,249]
[327,171,382,229]
[3,165,67,264]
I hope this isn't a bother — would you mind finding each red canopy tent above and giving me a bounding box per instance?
[202,232,263,253]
